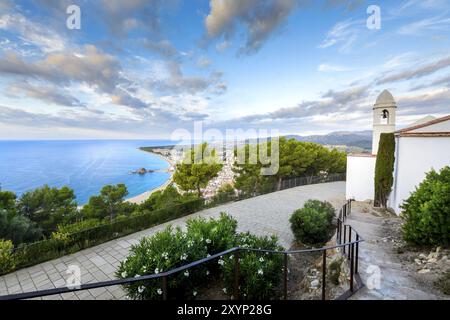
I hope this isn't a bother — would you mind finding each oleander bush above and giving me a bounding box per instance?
[220,233,284,300]
[116,226,209,300]
[401,166,450,246]
[0,239,16,274]
[117,214,284,300]
[290,200,335,246]
[185,213,237,254]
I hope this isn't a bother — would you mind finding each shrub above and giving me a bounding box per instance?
[185,213,237,254]
[117,214,238,300]
[211,184,236,205]
[117,214,284,300]
[220,233,284,300]
[116,226,209,300]
[374,133,395,208]
[303,200,335,223]
[0,239,16,274]
[401,166,450,246]
[290,200,335,246]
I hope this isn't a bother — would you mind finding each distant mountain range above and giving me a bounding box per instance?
[285,131,372,150]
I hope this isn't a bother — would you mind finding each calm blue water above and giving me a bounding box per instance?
[0,140,174,205]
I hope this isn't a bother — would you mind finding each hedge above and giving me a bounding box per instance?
[1,198,204,275]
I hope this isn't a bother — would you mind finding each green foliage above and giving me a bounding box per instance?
[220,233,284,300]
[436,271,450,295]
[81,184,136,221]
[374,133,395,208]
[210,184,236,205]
[173,143,223,196]
[1,198,204,275]
[117,214,238,300]
[186,213,237,254]
[0,191,16,210]
[328,258,343,285]
[233,138,347,196]
[141,185,198,211]
[401,166,450,246]
[117,226,208,300]
[0,209,42,245]
[117,214,284,300]
[289,200,335,246]
[0,239,16,274]
[17,185,78,234]
[303,200,335,224]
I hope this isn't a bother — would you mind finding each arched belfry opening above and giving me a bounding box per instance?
[380,109,390,125]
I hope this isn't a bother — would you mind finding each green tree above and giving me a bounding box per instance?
[173,143,223,196]
[17,185,78,234]
[233,143,275,196]
[401,166,450,246]
[374,133,395,208]
[140,185,197,211]
[0,209,42,244]
[81,184,133,222]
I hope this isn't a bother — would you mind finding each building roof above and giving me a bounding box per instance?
[375,90,396,106]
[396,114,450,137]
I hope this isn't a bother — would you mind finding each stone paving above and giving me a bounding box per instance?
[0,182,345,300]
[347,205,448,300]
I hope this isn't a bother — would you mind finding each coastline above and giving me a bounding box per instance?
[125,148,175,204]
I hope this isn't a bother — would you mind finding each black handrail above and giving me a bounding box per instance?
[0,200,363,301]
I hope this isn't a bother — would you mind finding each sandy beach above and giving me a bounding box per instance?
[125,149,175,204]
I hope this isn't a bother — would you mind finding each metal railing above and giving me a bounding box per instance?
[0,200,363,301]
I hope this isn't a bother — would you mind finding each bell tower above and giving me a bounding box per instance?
[372,90,397,154]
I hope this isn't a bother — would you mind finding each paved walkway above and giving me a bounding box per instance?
[0,182,345,300]
[347,204,447,300]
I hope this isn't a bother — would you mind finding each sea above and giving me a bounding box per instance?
[0,140,174,205]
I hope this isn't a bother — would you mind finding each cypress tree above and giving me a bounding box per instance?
[374,133,395,208]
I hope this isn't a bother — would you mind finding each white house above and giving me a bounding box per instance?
[388,115,450,213]
[346,90,450,214]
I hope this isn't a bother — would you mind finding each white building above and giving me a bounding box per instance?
[346,90,450,214]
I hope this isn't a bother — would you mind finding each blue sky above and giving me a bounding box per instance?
[0,0,449,139]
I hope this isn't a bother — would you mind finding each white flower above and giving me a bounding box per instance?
[180,253,188,261]
[229,255,234,260]
[218,259,224,266]
[134,274,140,278]
[138,286,145,293]
[259,257,264,262]
[184,270,190,277]
[206,239,212,244]
[258,269,264,275]
[222,288,227,294]
[162,252,169,260]
[193,291,197,297]
[121,271,127,278]
[142,266,147,273]
[157,288,163,295]
[206,270,210,276]
[154,268,160,274]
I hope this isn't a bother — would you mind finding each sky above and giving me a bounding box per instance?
[0,0,449,140]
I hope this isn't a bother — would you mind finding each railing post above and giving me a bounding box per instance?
[350,243,354,292]
[355,234,359,274]
[348,226,352,260]
[234,251,240,300]
[343,225,346,254]
[162,276,168,300]
[322,250,327,300]
[284,253,288,300]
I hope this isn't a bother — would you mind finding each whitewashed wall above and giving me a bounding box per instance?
[346,155,376,201]
[389,136,450,214]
